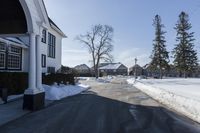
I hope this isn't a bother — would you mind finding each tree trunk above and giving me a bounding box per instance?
[159,68,163,79]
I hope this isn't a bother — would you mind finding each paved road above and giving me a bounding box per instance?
[0,78,200,133]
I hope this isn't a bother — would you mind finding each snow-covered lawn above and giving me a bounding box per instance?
[0,84,90,104]
[43,84,90,100]
[134,78,200,101]
[127,78,200,123]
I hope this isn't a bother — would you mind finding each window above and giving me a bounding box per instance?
[7,54,21,69]
[7,46,22,70]
[47,67,55,73]
[0,53,6,69]
[41,54,46,68]
[0,42,22,70]
[0,42,6,69]
[41,30,46,43]
[48,33,56,58]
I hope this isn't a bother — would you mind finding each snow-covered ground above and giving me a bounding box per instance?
[0,94,24,105]
[132,78,200,101]
[127,78,200,123]
[0,84,90,104]
[43,84,90,100]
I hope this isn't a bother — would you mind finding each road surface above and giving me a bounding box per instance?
[0,78,200,133]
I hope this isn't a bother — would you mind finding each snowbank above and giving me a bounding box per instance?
[43,84,90,100]
[127,78,200,123]
[96,76,115,83]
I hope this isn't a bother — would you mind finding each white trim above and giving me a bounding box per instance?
[50,24,67,38]
[19,0,34,33]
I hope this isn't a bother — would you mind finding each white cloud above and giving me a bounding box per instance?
[62,49,91,67]
[62,48,151,68]
[115,48,151,68]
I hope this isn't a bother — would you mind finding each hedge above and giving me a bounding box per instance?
[0,72,75,96]
[42,73,75,85]
[0,72,28,96]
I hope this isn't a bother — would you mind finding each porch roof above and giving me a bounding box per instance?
[0,37,28,49]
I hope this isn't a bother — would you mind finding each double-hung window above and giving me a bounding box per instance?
[41,54,46,68]
[0,42,6,69]
[0,41,22,70]
[7,45,22,70]
[41,30,46,43]
[48,33,56,58]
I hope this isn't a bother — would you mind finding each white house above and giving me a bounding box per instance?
[0,0,66,110]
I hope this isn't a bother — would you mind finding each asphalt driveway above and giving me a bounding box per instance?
[0,79,200,133]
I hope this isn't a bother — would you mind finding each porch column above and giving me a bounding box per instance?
[25,33,37,93]
[23,33,45,111]
[36,35,43,91]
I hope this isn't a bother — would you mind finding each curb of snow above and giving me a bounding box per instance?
[134,81,200,123]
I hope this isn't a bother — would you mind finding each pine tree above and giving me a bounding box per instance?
[173,12,198,78]
[150,15,169,79]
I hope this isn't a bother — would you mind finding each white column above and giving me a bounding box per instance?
[25,33,37,94]
[36,35,44,91]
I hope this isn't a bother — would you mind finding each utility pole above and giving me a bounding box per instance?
[134,58,137,79]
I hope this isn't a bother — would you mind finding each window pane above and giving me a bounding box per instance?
[7,54,21,69]
[41,54,46,67]
[0,53,5,68]
[48,33,56,58]
[10,46,21,54]
[0,42,6,51]
[41,30,46,43]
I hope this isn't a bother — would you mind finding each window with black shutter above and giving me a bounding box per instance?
[41,30,46,43]
[41,54,46,68]
[48,33,56,58]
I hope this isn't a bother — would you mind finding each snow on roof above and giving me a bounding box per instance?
[99,63,123,70]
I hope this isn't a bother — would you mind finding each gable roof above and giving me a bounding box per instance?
[48,18,67,37]
[74,64,90,70]
[99,63,127,70]
[40,0,66,37]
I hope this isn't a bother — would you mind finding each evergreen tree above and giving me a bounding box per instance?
[150,15,169,79]
[173,12,198,78]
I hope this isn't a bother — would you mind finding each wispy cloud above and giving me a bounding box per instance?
[115,48,150,67]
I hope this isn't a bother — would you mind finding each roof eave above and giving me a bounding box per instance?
[50,24,67,38]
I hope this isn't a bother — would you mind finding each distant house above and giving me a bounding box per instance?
[74,64,91,76]
[99,63,128,76]
[129,64,144,76]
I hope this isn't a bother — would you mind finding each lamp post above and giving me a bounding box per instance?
[134,58,137,79]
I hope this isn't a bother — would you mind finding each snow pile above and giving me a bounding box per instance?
[77,77,90,81]
[127,78,136,84]
[43,84,90,100]
[96,76,114,83]
[127,78,200,123]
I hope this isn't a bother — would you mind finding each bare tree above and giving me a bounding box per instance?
[77,24,114,78]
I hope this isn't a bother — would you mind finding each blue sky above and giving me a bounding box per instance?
[44,0,200,67]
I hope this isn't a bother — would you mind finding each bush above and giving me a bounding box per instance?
[0,72,28,96]
[0,72,75,96]
[42,73,75,85]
